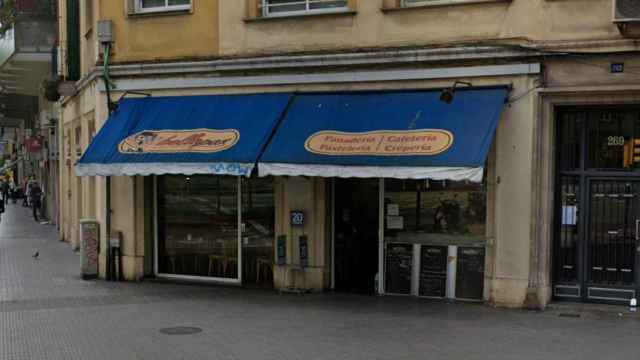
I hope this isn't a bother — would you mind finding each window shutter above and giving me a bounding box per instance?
[124,0,136,16]
[246,0,260,18]
[66,0,81,81]
[382,0,402,8]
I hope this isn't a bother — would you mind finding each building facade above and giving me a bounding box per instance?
[58,0,640,308]
[0,0,58,223]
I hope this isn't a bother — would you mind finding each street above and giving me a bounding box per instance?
[0,204,637,360]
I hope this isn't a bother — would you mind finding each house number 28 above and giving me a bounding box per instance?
[607,136,625,146]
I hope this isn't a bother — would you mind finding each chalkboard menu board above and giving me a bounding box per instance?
[419,246,447,298]
[276,235,287,266]
[456,247,485,300]
[299,235,309,268]
[385,243,413,294]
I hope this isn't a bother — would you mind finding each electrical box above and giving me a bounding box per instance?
[97,20,114,44]
[614,0,640,23]
[80,219,100,280]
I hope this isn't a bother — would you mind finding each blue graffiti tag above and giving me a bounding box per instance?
[209,163,251,176]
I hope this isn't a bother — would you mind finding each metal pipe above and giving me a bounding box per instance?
[106,176,112,281]
[102,41,115,281]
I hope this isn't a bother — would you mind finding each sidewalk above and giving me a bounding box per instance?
[1,204,639,360]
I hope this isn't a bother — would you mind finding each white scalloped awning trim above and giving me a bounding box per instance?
[258,163,484,182]
[75,162,255,177]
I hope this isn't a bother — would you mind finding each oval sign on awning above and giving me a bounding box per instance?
[118,129,240,154]
[304,129,454,156]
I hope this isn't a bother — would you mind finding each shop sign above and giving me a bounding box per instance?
[290,210,305,226]
[119,129,240,154]
[277,235,287,266]
[25,136,44,153]
[305,129,453,156]
[299,235,309,268]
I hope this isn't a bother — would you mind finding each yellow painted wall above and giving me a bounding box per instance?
[220,0,622,56]
[99,0,219,63]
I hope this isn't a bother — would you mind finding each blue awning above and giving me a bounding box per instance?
[258,87,509,181]
[76,93,292,177]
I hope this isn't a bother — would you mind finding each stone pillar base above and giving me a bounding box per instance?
[274,265,328,292]
[486,277,529,308]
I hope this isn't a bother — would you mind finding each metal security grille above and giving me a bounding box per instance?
[556,176,579,284]
[554,108,640,303]
[588,180,639,287]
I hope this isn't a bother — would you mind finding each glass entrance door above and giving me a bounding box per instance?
[333,178,380,294]
[586,179,640,302]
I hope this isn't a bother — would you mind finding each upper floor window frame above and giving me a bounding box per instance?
[400,0,510,8]
[135,0,192,15]
[260,0,349,18]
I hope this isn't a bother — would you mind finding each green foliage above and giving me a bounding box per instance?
[0,0,16,39]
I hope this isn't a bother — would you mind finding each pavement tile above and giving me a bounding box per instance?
[1,205,640,360]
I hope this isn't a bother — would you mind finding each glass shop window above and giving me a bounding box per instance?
[157,175,238,279]
[384,179,487,241]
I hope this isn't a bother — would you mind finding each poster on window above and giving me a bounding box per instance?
[562,205,577,226]
[386,216,404,230]
[387,204,400,216]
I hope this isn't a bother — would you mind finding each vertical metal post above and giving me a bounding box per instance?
[412,244,421,296]
[153,176,158,276]
[237,176,243,284]
[105,176,112,281]
[378,178,385,295]
[446,245,458,301]
[330,178,336,290]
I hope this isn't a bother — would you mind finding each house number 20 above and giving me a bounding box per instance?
[608,136,625,146]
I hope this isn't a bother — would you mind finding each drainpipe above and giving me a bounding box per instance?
[105,176,112,281]
[102,41,116,281]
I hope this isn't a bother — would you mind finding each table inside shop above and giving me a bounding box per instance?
[163,235,273,281]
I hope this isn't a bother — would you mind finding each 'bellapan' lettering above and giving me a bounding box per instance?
[118,129,240,154]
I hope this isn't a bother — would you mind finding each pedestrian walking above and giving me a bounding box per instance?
[2,180,9,205]
[23,180,31,207]
[9,180,15,204]
[30,181,42,222]
[0,187,5,220]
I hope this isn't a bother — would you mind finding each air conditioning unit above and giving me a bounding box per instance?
[614,0,640,23]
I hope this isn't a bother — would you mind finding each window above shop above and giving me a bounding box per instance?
[383,0,511,11]
[260,0,349,17]
[135,0,191,14]
[403,0,509,6]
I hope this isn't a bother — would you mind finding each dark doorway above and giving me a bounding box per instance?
[334,179,379,294]
[554,108,640,303]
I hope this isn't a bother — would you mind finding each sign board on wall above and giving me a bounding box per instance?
[299,235,309,268]
[80,220,100,280]
[277,235,287,266]
[290,210,304,227]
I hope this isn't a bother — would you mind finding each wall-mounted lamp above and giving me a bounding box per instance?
[439,81,473,104]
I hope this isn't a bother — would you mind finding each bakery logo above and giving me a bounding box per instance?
[118,129,239,154]
[305,129,453,156]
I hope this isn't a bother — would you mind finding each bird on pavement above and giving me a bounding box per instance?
[32,251,39,259]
